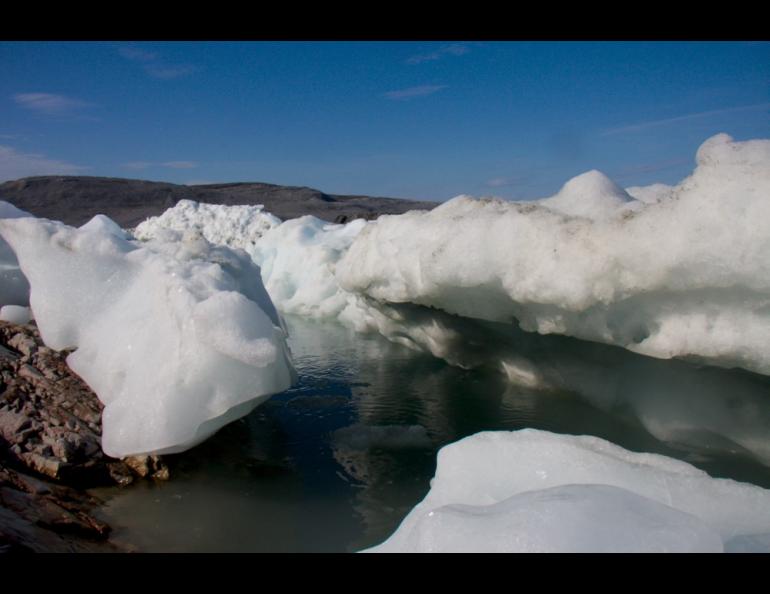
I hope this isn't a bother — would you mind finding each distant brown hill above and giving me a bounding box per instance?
[0,176,438,228]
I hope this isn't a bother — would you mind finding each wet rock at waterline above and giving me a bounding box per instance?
[0,321,168,487]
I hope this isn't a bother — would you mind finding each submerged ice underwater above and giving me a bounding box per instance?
[2,133,770,552]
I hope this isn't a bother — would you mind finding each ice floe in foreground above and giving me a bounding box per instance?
[364,429,770,553]
[0,216,296,457]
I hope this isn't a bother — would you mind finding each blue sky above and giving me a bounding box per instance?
[1,41,768,201]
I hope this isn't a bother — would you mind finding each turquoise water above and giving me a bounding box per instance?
[91,312,770,552]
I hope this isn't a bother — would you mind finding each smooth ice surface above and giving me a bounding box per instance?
[366,429,770,553]
[0,215,296,457]
[0,200,32,307]
[0,305,32,324]
[339,134,770,376]
[384,484,723,553]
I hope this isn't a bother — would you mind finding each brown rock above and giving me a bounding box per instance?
[8,334,36,358]
[20,452,61,479]
[123,455,151,477]
[0,410,31,442]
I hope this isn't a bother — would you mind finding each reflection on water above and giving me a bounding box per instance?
[92,311,770,552]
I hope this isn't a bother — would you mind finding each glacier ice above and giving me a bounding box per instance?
[537,169,637,220]
[136,202,370,320]
[364,429,770,553]
[0,200,32,307]
[248,215,368,318]
[134,134,770,378]
[0,215,296,457]
[134,199,281,248]
[338,134,770,376]
[0,305,32,324]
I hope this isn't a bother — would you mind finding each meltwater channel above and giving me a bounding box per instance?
[90,312,770,553]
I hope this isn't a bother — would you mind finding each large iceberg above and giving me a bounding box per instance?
[133,135,770,378]
[0,215,296,457]
[365,429,770,553]
[339,134,770,375]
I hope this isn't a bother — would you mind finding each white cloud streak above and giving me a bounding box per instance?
[486,177,515,188]
[0,145,88,182]
[122,160,198,170]
[406,44,470,65]
[611,157,691,180]
[161,161,197,169]
[118,47,158,62]
[118,44,197,80]
[122,161,153,170]
[13,93,94,116]
[602,102,770,137]
[385,85,447,100]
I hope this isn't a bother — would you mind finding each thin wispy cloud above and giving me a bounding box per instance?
[161,160,197,169]
[122,160,198,170]
[611,157,690,180]
[602,102,770,137]
[118,47,158,62]
[13,93,95,117]
[118,44,198,80]
[385,85,447,101]
[0,145,88,182]
[122,161,153,170]
[484,176,531,188]
[406,44,470,65]
[145,64,198,80]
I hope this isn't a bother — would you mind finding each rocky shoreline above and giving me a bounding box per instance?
[0,320,168,553]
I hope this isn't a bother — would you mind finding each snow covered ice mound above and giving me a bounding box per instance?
[137,201,370,320]
[364,429,770,553]
[135,199,281,249]
[0,215,296,458]
[338,134,770,376]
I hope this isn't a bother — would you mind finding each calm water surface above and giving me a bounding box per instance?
[91,314,770,552]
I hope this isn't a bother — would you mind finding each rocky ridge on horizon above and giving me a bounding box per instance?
[0,176,438,228]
